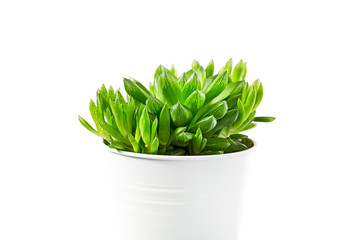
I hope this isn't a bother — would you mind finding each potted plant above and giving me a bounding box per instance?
[79,59,274,240]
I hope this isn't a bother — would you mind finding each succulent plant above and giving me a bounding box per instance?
[79,59,275,155]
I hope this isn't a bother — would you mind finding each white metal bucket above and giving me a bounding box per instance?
[108,148,253,240]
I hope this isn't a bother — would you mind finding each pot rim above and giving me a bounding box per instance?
[108,141,256,161]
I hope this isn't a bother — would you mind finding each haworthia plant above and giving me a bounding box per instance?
[79,59,275,155]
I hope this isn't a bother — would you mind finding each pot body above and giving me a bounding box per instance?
[108,150,252,240]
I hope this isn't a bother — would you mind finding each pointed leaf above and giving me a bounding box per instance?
[230,133,248,139]
[252,116,276,122]
[217,125,231,138]
[252,82,263,111]
[196,66,206,87]
[155,70,181,105]
[183,90,206,114]
[128,133,140,153]
[224,58,233,75]
[189,115,217,133]
[177,73,188,89]
[192,59,200,70]
[151,118,158,140]
[205,59,214,78]
[224,140,248,153]
[204,138,231,151]
[149,136,159,154]
[146,96,164,115]
[232,99,246,129]
[244,86,256,117]
[165,148,186,156]
[139,108,151,145]
[207,101,228,119]
[205,72,228,101]
[99,121,124,142]
[242,123,257,131]
[78,115,101,137]
[159,104,171,146]
[204,108,239,137]
[170,102,193,127]
[182,73,201,101]
[123,78,151,104]
[154,65,166,79]
[232,60,245,82]
[170,64,177,78]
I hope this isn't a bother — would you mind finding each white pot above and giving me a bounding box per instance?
[107,147,254,240]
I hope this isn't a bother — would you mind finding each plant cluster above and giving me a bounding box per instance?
[79,59,275,155]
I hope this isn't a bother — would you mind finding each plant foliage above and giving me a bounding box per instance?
[79,59,275,155]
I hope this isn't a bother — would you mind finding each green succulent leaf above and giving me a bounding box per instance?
[123,78,151,104]
[170,64,177,78]
[252,116,276,122]
[242,123,257,131]
[182,73,201,101]
[159,104,171,146]
[176,132,194,142]
[224,58,233,75]
[146,95,164,115]
[89,99,100,131]
[185,69,194,79]
[99,121,123,143]
[232,111,256,133]
[154,65,166,79]
[151,118,158,140]
[78,115,101,137]
[204,138,231,151]
[150,136,160,154]
[207,101,228,119]
[155,69,181,106]
[241,82,249,103]
[242,137,255,148]
[230,133,248,140]
[115,89,127,106]
[189,115,217,133]
[170,102,193,127]
[192,59,201,70]
[203,74,217,91]
[204,108,239,138]
[252,82,263,111]
[231,60,247,82]
[177,73,188,89]
[184,90,206,114]
[205,72,228,101]
[109,99,127,137]
[172,132,194,147]
[196,66,206,87]
[217,125,231,138]
[190,128,206,155]
[165,148,186,156]
[205,59,214,78]
[126,98,135,134]
[171,127,187,137]
[139,108,151,145]
[108,86,115,101]
[244,86,257,117]
[128,133,140,153]
[108,138,128,151]
[135,117,141,143]
[224,139,248,153]
[232,99,246,129]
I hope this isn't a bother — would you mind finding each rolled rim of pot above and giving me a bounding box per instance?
[108,141,256,161]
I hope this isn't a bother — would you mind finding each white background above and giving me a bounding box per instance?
[1,0,360,239]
